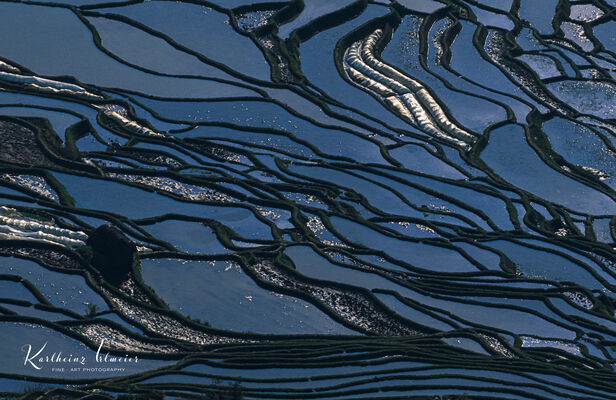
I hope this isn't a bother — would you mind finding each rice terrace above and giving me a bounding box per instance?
[0,0,615,399]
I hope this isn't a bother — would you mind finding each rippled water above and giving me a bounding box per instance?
[0,0,615,398]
